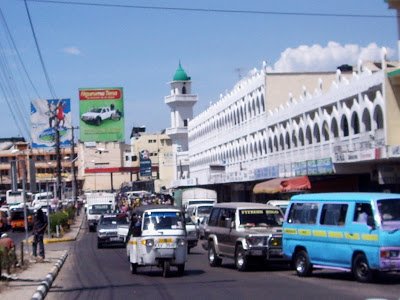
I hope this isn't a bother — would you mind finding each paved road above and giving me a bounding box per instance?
[46,223,400,300]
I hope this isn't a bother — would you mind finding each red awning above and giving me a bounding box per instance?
[253,176,311,194]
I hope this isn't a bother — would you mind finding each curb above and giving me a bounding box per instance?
[31,252,68,300]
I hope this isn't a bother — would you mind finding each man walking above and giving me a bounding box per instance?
[32,208,47,262]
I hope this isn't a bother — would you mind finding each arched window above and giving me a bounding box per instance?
[279,134,285,150]
[373,105,384,129]
[274,136,279,151]
[351,112,360,134]
[268,138,273,153]
[299,128,305,146]
[362,109,372,131]
[182,85,186,94]
[313,124,321,143]
[292,130,298,147]
[341,116,349,137]
[305,126,313,144]
[285,132,291,149]
[260,94,265,112]
[322,121,329,141]
[331,118,339,138]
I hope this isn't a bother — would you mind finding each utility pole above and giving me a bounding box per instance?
[70,126,79,215]
[55,119,62,201]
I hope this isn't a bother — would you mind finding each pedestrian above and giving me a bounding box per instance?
[32,208,48,262]
[0,233,17,267]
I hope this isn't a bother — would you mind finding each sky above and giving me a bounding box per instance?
[0,0,398,143]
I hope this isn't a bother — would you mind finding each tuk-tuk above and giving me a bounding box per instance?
[126,205,187,277]
[10,207,34,231]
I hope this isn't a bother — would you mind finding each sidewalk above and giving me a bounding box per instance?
[0,211,84,300]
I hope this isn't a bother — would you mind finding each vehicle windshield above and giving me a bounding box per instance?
[377,199,400,222]
[100,216,128,226]
[89,204,112,215]
[239,209,283,227]
[90,108,102,113]
[197,206,212,216]
[143,211,184,230]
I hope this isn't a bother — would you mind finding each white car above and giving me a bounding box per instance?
[81,106,121,126]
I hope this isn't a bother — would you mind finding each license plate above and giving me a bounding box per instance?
[110,237,121,241]
[156,243,176,249]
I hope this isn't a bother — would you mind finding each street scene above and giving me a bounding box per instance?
[1,1,400,300]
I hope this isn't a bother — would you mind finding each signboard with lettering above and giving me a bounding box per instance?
[79,87,125,142]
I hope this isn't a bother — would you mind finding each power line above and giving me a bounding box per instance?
[0,7,41,100]
[23,0,57,99]
[21,0,396,19]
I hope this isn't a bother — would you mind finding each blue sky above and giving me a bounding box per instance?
[0,0,397,142]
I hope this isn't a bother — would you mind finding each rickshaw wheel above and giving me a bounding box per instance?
[130,263,137,274]
[177,264,185,276]
[162,260,170,278]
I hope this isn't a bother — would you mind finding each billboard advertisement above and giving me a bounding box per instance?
[139,150,152,177]
[79,87,125,142]
[30,98,72,148]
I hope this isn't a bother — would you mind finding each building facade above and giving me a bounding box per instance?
[179,52,400,201]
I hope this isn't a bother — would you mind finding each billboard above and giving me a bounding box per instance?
[30,98,72,148]
[139,150,152,177]
[79,87,125,142]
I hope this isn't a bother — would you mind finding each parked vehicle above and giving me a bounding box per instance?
[186,203,214,224]
[126,205,187,277]
[198,215,209,240]
[97,213,128,248]
[185,215,198,253]
[283,192,400,283]
[207,202,285,271]
[10,207,34,231]
[86,192,116,231]
[0,207,10,232]
[6,189,24,207]
[181,188,217,210]
[266,200,289,214]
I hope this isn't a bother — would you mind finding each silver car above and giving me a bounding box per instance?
[97,213,128,248]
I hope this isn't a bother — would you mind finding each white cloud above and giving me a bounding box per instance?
[62,46,81,56]
[269,42,395,72]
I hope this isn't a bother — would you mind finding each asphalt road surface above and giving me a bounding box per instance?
[46,223,400,300]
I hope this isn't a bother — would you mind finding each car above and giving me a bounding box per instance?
[266,200,289,214]
[207,202,286,271]
[97,213,128,248]
[186,204,214,225]
[198,215,209,240]
[81,105,121,126]
[185,215,198,253]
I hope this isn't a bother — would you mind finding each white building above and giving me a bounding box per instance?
[179,52,400,201]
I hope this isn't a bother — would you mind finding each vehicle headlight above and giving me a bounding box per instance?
[98,230,107,237]
[176,238,186,247]
[246,236,264,247]
[145,239,154,247]
[268,236,282,247]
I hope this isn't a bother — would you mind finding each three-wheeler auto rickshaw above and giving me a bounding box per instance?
[126,205,187,277]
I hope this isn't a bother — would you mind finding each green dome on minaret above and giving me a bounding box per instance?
[173,62,191,81]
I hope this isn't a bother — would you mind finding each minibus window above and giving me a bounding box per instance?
[354,203,373,224]
[377,199,400,222]
[320,204,348,226]
[287,203,318,224]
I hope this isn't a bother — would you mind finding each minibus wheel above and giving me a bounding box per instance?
[352,253,373,283]
[294,250,313,277]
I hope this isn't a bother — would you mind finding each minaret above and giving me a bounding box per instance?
[165,62,197,152]
[165,62,197,181]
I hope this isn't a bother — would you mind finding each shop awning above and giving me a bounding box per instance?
[253,175,311,194]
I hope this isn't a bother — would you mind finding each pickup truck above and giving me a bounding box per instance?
[81,106,122,126]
